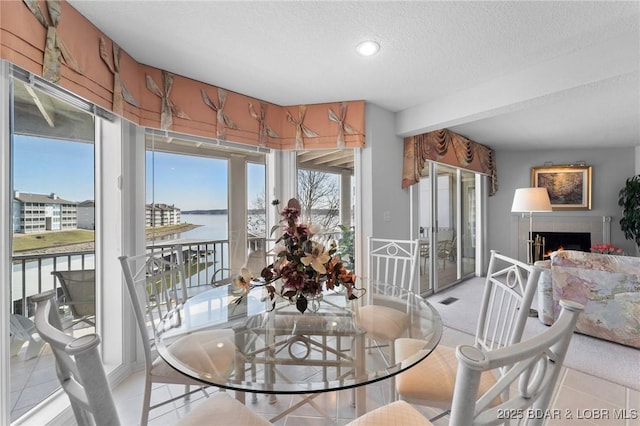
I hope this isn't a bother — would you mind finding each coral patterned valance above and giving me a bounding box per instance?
[402,129,498,195]
[0,0,365,150]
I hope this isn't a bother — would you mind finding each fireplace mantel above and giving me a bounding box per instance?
[510,215,611,263]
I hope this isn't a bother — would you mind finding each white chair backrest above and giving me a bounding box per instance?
[51,269,96,323]
[118,244,189,364]
[476,250,542,355]
[368,238,420,296]
[450,300,583,426]
[32,291,120,426]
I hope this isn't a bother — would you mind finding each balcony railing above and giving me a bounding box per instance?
[11,250,95,316]
[11,239,231,316]
[149,239,232,288]
[10,231,353,316]
[8,238,234,423]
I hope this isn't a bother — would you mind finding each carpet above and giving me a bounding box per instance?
[426,277,640,391]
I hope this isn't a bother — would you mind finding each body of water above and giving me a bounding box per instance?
[176,213,229,241]
[154,213,267,242]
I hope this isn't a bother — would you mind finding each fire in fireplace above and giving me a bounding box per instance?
[533,231,591,260]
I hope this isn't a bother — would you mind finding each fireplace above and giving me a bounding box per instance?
[534,231,591,259]
[513,214,610,264]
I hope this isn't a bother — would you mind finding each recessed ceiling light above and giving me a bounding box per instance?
[355,40,380,57]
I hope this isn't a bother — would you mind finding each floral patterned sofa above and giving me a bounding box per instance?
[536,250,640,348]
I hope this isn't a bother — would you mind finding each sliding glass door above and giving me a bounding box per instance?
[435,165,459,289]
[460,170,477,277]
[418,163,479,294]
[10,77,96,421]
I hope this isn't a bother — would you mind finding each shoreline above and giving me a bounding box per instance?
[146,223,201,239]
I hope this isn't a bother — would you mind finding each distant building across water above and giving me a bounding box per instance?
[146,203,181,227]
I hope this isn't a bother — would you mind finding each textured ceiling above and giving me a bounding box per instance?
[67,1,640,151]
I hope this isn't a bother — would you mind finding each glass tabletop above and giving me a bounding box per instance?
[155,281,442,395]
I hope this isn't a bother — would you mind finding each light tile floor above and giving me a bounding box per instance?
[10,281,638,425]
[10,347,59,421]
[10,319,94,422]
[111,325,639,426]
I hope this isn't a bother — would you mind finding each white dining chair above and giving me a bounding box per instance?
[356,237,420,398]
[119,245,236,425]
[347,299,583,426]
[32,290,272,426]
[32,291,119,425]
[210,266,233,286]
[51,269,96,328]
[10,313,45,360]
[395,250,543,419]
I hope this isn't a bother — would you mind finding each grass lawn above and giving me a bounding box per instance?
[13,223,197,252]
[13,229,95,251]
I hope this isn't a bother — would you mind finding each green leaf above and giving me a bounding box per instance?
[619,175,640,248]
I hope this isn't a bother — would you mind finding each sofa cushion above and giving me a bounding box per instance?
[550,250,640,348]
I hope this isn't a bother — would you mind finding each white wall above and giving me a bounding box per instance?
[488,147,637,258]
[362,104,411,241]
[361,102,639,266]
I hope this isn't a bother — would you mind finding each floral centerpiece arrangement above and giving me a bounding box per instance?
[234,198,361,313]
[590,243,624,255]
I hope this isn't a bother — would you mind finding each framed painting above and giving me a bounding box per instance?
[531,165,592,210]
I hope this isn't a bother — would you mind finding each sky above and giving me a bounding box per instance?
[13,136,94,202]
[13,135,265,211]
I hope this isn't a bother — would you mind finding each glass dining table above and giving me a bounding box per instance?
[155,280,442,421]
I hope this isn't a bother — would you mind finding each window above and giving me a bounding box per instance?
[296,148,355,235]
[145,131,267,287]
[297,168,341,232]
[145,149,228,242]
[247,161,266,241]
[10,77,95,421]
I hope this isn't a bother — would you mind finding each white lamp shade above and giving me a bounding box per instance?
[511,188,552,212]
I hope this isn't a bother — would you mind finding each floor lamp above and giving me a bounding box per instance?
[511,187,552,264]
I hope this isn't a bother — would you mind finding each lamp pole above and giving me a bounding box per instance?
[511,187,552,265]
[527,211,534,264]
